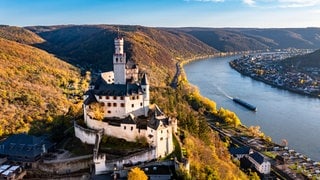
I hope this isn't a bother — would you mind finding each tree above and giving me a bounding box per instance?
[128,167,148,180]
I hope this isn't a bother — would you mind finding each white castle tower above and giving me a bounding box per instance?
[113,37,126,84]
[141,73,150,117]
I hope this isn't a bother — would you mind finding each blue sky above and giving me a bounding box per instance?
[0,0,320,28]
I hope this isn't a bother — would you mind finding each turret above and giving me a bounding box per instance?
[113,37,126,84]
[141,73,150,116]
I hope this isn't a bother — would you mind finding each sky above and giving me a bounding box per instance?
[1,0,320,28]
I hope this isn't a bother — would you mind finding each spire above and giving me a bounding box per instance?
[117,27,120,38]
[141,73,149,85]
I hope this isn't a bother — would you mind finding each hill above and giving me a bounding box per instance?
[278,49,320,79]
[0,25,44,45]
[0,36,83,136]
[171,27,320,52]
[27,25,217,86]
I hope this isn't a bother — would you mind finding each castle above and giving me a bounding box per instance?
[75,35,177,173]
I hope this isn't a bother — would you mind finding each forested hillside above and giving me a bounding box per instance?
[27,25,216,86]
[0,25,44,44]
[172,27,320,52]
[279,49,320,75]
[2,24,320,178]
[0,36,84,136]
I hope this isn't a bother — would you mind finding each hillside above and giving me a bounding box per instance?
[0,25,44,44]
[171,27,320,52]
[27,25,217,86]
[0,37,83,136]
[278,49,320,79]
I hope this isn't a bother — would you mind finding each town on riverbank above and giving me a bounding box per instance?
[178,53,320,179]
[229,49,320,98]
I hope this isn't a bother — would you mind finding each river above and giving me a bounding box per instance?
[184,56,320,161]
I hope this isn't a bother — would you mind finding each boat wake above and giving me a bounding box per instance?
[214,84,233,99]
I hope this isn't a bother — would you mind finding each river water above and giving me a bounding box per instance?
[184,56,320,161]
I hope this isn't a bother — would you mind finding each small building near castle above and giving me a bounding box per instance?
[75,34,177,173]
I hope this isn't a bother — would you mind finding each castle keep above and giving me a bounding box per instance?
[75,35,177,174]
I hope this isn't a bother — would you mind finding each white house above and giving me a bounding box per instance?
[248,152,271,174]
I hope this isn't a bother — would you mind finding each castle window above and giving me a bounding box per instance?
[107,110,111,114]
[131,104,134,108]
[132,96,135,100]
[107,103,111,107]
[143,88,146,92]
[120,96,124,100]
[113,96,117,100]
[140,102,143,106]
[116,57,118,62]
[136,96,139,99]
[100,103,105,106]
[113,103,117,107]
[99,96,102,99]
[106,96,109,99]
[131,126,133,131]
[161,130,163,134]
[121,103,125,107]
[124,126,126,130]
[160,137,163,141]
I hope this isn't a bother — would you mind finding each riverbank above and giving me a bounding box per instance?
[178,55,320,179]
[229,56,320,99]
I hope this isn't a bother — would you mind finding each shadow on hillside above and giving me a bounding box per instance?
[29,25,128,73]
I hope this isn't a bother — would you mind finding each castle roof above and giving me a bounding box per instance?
[148,105,170,130]
[84,91,98,105]
[141,73,149,85]
[95,83,142,96]
[126,60,138,69]
[88,76,143,97]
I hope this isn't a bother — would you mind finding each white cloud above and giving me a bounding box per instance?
[184,0,224,2]
[278,0,320,7]
[243,0,256,6]
[184,0,225,2]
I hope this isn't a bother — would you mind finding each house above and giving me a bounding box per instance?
[229,146,253,159]
[248,152,271,174]
[0,134,54,162]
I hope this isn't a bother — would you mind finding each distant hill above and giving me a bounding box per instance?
[0,25,44,44]
[0,36,81,135]
[278,49,320,78]
[27,25,217,86]
[171,27,320,52]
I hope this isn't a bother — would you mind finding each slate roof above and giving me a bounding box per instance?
[91,82,142,97]
[0,134,53,162]
[229,146,251,155]
[126,60,138,69]
[148,106,170,130]
[141,73,149,85]
[249,152,265,164]
[84,91,98,105]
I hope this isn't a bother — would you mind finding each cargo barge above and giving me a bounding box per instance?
[232,98,257,111]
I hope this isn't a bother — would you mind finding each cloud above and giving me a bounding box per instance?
[278,0,320,8]
[184,0,225,2]
[243,0,256,6]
